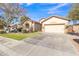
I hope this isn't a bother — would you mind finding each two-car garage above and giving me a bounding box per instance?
[44,24,65,33]
[40,16,68,33]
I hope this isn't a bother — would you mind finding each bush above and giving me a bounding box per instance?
[17,27,22,32]
[0,29,5,34]
[21,29,27,33]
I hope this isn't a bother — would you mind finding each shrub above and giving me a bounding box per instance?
[17,26,22,32]
[21,28,27,33]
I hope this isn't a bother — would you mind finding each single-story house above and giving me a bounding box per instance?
[22,19,41,32]
[40,16,69,33]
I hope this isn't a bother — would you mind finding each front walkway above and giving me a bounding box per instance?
[0,33,78,56]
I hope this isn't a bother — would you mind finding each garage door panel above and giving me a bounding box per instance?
[44,25,65,33]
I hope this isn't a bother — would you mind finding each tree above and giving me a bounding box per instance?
[0,16,6,26]
[68,3,79,20]
[68,3,79,33]
[68,4,79,25]
[20,16,30,24]
[0,3,26,32]
[68,8,79,20]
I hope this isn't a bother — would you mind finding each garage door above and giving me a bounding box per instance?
[44,24,65,33]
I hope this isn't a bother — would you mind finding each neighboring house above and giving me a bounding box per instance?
[40,16,69,33]
[22,19,41,32]
[73,24,79,33]
[65,25,74,33]
[67,20,79,33]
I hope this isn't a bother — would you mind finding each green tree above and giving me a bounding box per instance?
[0,16,6,26]
[68,3,79,33]
[20,16,30,24]
[68,3,79,20]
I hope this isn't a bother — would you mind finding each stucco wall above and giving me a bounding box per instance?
[43,17,68,24]
[41,17,68,32]
[23,20,41,32]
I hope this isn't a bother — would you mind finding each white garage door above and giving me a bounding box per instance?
[44,24,65,33]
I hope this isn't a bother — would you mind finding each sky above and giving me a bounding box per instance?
[20,3,72,21]
[0,3,72,24]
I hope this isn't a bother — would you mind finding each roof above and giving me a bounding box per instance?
[31,20,41,24]
[28,19,41,24]
[40,16,69,23]
[68,20,79,25]
[22,18,41,25]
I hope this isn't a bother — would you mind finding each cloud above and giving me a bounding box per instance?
[26,3,33,6]
[48,10,64,14]
[19,3,33,6]
[48,3,68,14]
[49,3,68,11]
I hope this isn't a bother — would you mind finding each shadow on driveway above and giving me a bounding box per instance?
[68,32,79,36]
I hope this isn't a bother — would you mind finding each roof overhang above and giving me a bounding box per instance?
[40,16,69,23]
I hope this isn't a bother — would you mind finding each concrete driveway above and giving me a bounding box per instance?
[0,33,78,56]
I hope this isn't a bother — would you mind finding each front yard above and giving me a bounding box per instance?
[0,32,40,40]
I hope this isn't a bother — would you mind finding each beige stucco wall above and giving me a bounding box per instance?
[23,20,41,32]
[23,20,33,32]
[43,17,68,24]
[41,17,68,32]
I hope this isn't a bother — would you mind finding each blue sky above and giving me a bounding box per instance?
[20,3,72,21]
[0,3,72,24]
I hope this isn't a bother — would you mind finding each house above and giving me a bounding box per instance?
[67,20,79,33]
[40,16,69,33]
[22,19,41,32]
[66,24,79,33]
[73,24,79,33]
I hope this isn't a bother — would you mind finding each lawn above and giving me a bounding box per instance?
[0,32,40,40]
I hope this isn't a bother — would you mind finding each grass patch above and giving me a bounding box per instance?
[0,32,40,40]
